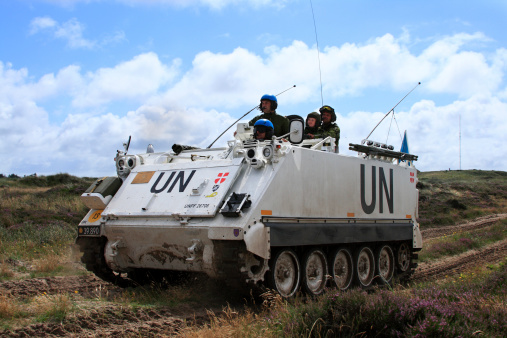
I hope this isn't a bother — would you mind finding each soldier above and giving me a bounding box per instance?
[249,94,289,137]
[304,111,321,139]
[316,105,340,148]
[253,119,274,141]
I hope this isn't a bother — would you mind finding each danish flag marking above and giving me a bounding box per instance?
[215,172,229,184]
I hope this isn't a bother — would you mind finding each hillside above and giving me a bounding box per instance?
[0,171,506,336]
[417,170,507,227]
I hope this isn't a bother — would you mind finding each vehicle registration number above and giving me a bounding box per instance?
[78,226,100,236]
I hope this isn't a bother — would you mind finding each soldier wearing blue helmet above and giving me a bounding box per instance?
[253,119,274,141]
[249,94,289,137]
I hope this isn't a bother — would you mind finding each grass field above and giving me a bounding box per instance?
[418,170,507,226]
[0,170,506,336]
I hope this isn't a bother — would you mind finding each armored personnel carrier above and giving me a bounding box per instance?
[77,118,421,297]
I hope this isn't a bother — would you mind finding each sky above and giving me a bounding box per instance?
[1,0,506,177]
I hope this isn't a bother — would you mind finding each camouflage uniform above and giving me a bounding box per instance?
[249,112,289,137]
[316,123,340,147]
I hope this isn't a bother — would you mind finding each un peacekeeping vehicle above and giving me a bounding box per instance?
[77,117,422,297]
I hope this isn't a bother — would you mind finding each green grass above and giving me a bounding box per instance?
[418,219,507,262]
[184,260,507,337]
[113,284,199,309]
[0,171,506,336]
[418,170,507,228]
[0,174,95,279]
[0,173,95,187]
[0,292,74,327]
[0,222,75,261]
[0,174,94,228]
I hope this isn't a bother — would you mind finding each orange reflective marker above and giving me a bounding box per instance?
[88,210,104,223]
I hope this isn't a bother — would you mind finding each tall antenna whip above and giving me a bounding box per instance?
[206,85,296,148]
[459,114,461,170]
[365,82,421,140]
[309,0,323,106]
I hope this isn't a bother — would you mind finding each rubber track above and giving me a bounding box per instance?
[76,236,130,287]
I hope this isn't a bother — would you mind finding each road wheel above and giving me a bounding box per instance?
[302,249,328,296]
[397,242,411,272]
[330,248,354,291]
[268,249,301,298]
[376,245,394,285]
[355,246,375,288]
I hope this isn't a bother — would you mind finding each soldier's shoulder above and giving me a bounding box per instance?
[249,115,262,124]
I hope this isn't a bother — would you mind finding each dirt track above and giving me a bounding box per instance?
[0,273,241,337]
[1,215,506,337]
[420,213,507,240]
[413,239,507,282]
[414,213,507,282]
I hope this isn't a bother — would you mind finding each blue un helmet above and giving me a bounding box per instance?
[259,94,278,110]
[253,119,274,140]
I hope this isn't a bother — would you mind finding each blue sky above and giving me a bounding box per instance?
[1,0,506,176]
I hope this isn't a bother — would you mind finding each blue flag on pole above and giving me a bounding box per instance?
[399,130,410,166]
[400,130,409,154]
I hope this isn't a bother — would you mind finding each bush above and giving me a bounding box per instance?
[259,281,506,337]
[19,173,91,187]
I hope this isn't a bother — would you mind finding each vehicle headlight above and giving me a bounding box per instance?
[243,148,267,169]
[127,157,136,168]
[116,155,136,179]
[247,149,256,159]
[262,146,273,160]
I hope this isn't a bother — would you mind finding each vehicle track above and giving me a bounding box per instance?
[421,213,506,240]
[1,305,211,338]
[412,239,507,282]
[0,274,119,300]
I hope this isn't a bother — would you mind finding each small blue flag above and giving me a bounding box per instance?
[400,130,409,154]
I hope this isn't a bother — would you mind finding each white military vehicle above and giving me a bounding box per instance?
[77,118,422,297]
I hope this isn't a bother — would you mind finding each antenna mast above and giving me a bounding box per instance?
[365,82,421,140]
[459,114,461,170]
[309,0,323,106]
[206,85,296,148]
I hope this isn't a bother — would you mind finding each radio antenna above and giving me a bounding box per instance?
[365,82,421,140]
[207,85,297,148]
[309,0,323,106]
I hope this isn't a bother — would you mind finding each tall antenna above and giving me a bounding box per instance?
[206,85,296,148]
[459,114,461,170]
[309,0,323,106]
[365,82,421,140]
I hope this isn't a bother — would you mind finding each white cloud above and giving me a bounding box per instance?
[39,0,289,10]
[74,52,180,107]
[339,94,507,171]
[29,16,126,49]
[0,104,236,176]
[153,32,502,110]
[427,51,501,97]
[29,16,96,49]
[54,18,95,48]
[1,32,507,175]
[29,16,57,34]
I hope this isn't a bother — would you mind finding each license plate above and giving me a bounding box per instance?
[78,226,101,236]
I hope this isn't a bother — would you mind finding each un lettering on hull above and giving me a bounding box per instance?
[102,163,242,218]
[253,149,416,220]
[360,164,394,215]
